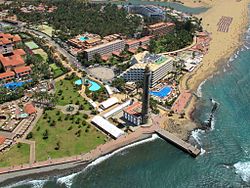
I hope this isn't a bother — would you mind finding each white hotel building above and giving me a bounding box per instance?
[83,39,125,61]
[120,51,174,87]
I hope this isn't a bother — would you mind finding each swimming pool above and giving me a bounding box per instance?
[79,36,88,42]
[3,80,32,90]
[150,87,172,98]
[86,79,101,91]
[74,79,101,91]
[75,79,82,85]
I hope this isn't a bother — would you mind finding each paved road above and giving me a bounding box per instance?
[24,28,86,72]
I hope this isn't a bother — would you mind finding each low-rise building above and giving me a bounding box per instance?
[14,66,32,78]
[120,51,174,87]
[123,101,142,126]
[0,33,21,55]
[0,71,15,83]
[143,22,175,36]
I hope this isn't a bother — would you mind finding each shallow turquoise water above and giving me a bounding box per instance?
[74,79,101,91]
[150,86,172,98]
[86,79,101,91]
[74,79,82,85]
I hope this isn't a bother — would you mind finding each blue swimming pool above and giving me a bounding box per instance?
[86,79,101,91]
[3,80,32,90]
[75,79,82,85]
[150,87,172,98]
[75,79,101,91]
[79,36,88,42]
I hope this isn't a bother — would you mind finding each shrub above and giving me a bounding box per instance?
[43,129,49,139]
[26,132,33,139]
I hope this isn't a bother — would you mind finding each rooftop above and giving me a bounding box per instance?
[14,66,31,74]
[123,101,142,117]
[24,103,37,115]
[0,71,15,79]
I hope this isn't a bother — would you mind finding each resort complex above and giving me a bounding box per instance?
[0,0,222,185]
[120,51,174,86]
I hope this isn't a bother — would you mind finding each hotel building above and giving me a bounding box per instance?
[0,33,31,84]
[126,5,165,21]
[83,39,125,61]
[123,101,142,126]
[120,51,174,87]
[143,22,175,36]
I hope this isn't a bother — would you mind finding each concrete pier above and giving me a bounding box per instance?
[156,129,201,157]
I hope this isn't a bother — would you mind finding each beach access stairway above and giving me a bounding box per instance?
[155,129,200,157]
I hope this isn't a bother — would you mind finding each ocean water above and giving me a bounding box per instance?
[7,9,250,188]
[114,0,209,14]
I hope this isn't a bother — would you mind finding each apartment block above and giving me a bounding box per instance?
[83,39,125,61]
[120,51,174,87]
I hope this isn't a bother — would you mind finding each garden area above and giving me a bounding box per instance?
[38,24,54,37]
[50,63,65,78]
[85,82,108,103]
[30,109,107,161]
[0,143,30,167]
[55,73,91,109]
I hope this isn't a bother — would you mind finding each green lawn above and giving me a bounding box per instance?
[32,109,106,161]
[50,63,64,78]
[0,144,30,167]
[55,77,91,109]
[25,41,39,50]
[38,25,54,37]
[33,48,48,61]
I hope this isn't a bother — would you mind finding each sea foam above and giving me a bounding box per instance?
[56,134,160,187]
[234,161,250,182]
[191,129,205,145]
[5,179,47,188]
[196,79,207,98]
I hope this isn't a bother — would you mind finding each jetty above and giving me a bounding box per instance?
[156,129,201,157]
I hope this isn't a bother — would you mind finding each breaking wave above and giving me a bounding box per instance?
[56,134,160,188]
[234,161,250,182]
[5,179,47,188]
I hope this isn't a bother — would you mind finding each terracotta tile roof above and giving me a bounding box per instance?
[0,71,15,79]
[14,66,31,74]
[0,54,25,67]
[139,36,151,43]
[24,103,37,115]
[128,48,137,54]
[0,33,21,44]
[13,49,26,56]
[101,54,110,61]
[13,35,21,42]
[0,136,6,145]
[0,38,11,45]
[126,39,140,46]
[123,102,142,117]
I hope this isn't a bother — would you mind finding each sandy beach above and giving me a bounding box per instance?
[178,0,213,8]
[180,0,250,117]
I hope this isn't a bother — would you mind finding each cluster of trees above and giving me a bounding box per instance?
[149,18,202,53]
[85,85,108,103]
[149,29,193,53]
[13,1,141,40]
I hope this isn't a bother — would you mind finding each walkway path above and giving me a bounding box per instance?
[19,139,36,165]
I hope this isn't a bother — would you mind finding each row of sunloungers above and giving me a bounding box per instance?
[217,16,233,32]
[14,115,35,138]
[0,139,13,153]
